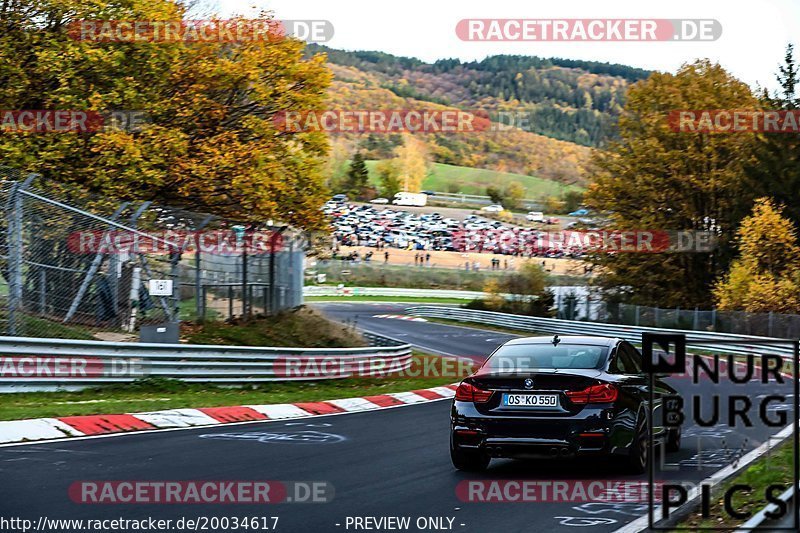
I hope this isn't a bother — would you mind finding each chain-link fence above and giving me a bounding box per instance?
[602,302,800,338]
[0,169,305,340]
[555,291,800,338]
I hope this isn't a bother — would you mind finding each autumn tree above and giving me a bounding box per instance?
[585,60,761,307]
[375,159,402,199]
[325,138,352,192]
[746,44,800,227]
[0,0,332,229]
[714,198,800,313]
[392,134,428,192]
[504,181,526,209]
[486,186,504,205]
[343,152,370,198]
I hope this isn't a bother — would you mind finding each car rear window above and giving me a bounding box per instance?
[483,343,609,371]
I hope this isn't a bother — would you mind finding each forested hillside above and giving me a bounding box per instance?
[311,45,650,148]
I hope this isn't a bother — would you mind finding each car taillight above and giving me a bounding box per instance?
[454,382,493,403]
[566,383,618,404]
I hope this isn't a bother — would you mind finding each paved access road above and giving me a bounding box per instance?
[0,303,793,533]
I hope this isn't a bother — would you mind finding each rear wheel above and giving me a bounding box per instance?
[626,417,648,474]
[450,445,490,472]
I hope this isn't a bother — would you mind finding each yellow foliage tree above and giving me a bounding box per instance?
[391,134,428,192]
[714,198,800,313]
[0,1,332,229]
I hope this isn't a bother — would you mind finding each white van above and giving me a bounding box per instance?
[526,211,545,222]
[392,192,428,207]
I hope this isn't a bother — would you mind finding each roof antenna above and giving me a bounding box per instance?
[552,334,561,346]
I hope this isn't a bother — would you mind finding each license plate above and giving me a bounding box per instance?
[503,394,559,407]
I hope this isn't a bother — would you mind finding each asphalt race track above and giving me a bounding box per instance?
[0,302,794,533]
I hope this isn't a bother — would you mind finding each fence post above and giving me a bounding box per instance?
[200,286,207,321]
[6,174,36,335]
[635,305,640,326]
[38,269,46,314]
[710,308,717,331]
[654,306,660,328]
[195,244,202,320]
[768,311,774,337]
[6,183,23,335]
[241,245,248,318]
[228,285,234,319]
[64,202,129,323]
[585,294,591,320]
[693,307,699,331]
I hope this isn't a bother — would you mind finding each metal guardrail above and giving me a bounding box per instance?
[405,306,798,359]
[304,286,487,299]
[0,334,413,392]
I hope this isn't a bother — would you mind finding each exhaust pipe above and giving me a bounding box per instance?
[549,447,559,456]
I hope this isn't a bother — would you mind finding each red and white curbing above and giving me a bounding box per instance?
[0,384,457,445]
[372,314,428,322]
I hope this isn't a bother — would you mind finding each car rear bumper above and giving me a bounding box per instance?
[451,401,633,459]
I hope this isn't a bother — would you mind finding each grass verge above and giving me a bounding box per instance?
[0,353,461,421]
[182,307,367,348]
[677,439,795,530]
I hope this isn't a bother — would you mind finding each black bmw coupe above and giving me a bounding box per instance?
[450,335,680,472]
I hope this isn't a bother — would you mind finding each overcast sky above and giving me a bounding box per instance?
[214,0,799,92]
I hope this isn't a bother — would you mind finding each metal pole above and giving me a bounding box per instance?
[64,203,130,322]
[6,175,35,335]
[39,269,46,314]
[242,245,248,318]
[228,285,233,319]
[268,236,275,315]
[126,266,141,332]
[195,244,202,320]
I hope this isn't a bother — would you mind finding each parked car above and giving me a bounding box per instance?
[370,197,389,204]
[481,204,504,213]
[526,211,545,222]
[568,208,589,216]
